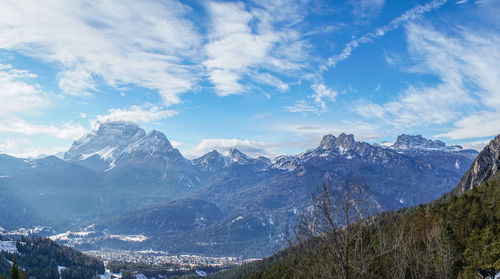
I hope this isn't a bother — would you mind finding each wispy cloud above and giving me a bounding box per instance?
[350,0,386,25]
[0,138,69,159]
[253,72,289,92]
[285,83,337,113]
[356,23,500,139]
[0,120,87,140]
[274,121,384,152]
[310,83,338,110]
[324,0,447,69]
[0,64,49,116]
[0,0,200,105]
[435,112,500,140]
[96,104,178,124]
[203,0,309,96]
[285,100,322,114]
[459,139,489,151]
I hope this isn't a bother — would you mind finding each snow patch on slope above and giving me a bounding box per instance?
[0,241,17,253]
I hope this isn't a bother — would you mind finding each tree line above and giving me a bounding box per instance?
[0,236,104,279]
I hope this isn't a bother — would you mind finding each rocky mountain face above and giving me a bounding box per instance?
[381,134,478,175]
[455,135,500,194]
[0,122,482,257]
[392,134,459,151]
[65,122,203,205]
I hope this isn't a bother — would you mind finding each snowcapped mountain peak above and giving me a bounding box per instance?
[392,134,462,152]
[337,133,355,149]
[227,148,249,164]
[320,134,337,149]
[206,149,222,157]
[196,150,224,162]
[64,121,178,171]
[133,130,174,152]
[319,133,356,152]
[272,155,301,171]
[65,121,146,161]
[192,150,227,172]
[92,121,145,141]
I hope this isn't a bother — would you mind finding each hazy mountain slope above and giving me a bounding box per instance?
[0,155,107,229]
[105,198,224,235]
[65,122,204,207]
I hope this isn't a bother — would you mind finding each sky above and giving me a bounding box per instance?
[0,0,499,159]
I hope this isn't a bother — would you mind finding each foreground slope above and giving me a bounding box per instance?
[0,235,104,279]
[192,135,500,278]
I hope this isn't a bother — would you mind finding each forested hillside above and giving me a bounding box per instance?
[0,236,104,279]
[183,173,499,279]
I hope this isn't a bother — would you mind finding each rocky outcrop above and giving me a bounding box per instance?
[392,134,462,151]
[455,134,500,194]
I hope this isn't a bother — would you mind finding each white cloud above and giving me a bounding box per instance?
[0,120,87,140]
[350,0,386,24]
[285,100,322,114]
[282,122,382,141]
[459,139,489,151]
[0,139,18,152]
[356,23,500,139]
[253,72,289,92]
[0,0,200,105]
[272,121,384,152]
[184,138,278,159]
[0,143,69,159]
[285,83,337,113]
[96,104,177,123]
[170,140,183,149]
[310,83,337,110]
[324,0,447,69]
[0,64,49,115]
[203,1,308,96]
[435,111,500,140]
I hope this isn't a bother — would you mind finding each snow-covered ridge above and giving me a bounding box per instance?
[0,240,17,253]
[389,134,463,152]
[64,121,175,171]
[63,122,475,175]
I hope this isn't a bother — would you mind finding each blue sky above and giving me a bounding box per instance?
[0,0,499,158]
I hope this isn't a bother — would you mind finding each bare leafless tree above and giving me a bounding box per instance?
[293,179,394,279]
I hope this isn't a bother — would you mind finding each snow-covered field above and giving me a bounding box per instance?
[0,240,17,253]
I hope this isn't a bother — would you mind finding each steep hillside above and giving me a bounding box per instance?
[0,236,104,279]
[455,134,500,194]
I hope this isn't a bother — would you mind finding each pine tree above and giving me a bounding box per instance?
[10,255,19,279]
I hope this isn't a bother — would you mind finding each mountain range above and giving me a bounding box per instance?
[0,121,480,256]
[202,133,500,279]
